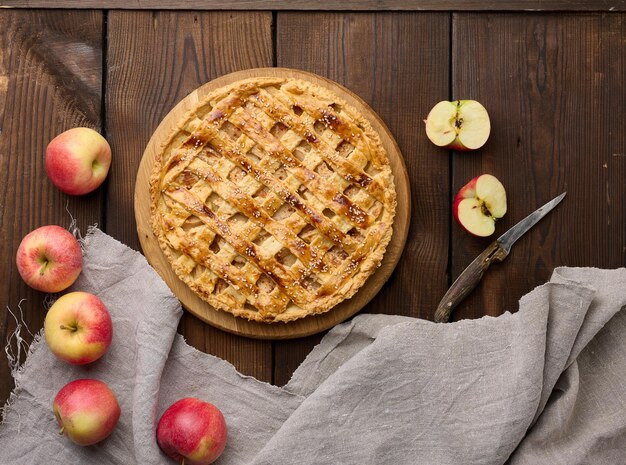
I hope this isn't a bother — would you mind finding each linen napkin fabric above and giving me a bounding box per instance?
[1,228,625,464]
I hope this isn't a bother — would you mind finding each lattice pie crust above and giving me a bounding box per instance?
[150,77,396,322]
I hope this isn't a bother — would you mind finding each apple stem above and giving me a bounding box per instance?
[59,324,78,332]
[59,426,65,435]
[181,459,185,465]
[39,258,50,275]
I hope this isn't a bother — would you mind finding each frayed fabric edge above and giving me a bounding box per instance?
[65,204,99,253]
[1,301,44,427]
[4,300,34,380]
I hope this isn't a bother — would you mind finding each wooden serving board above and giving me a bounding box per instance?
[134,68,411,339]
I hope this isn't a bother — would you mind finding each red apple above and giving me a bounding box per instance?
[424,100,491,150]
[454,174,507,237]
[45,127,111,195]
[53,379,121,446]
[157,398,228,465]
[16,225,82,293]
[44,292,113,365]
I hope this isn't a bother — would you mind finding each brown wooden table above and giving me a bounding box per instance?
[1,2,624,406]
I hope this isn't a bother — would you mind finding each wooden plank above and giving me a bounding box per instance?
[274,12,450,386]
[451,13,626,320]
[0,10,103,406]
[105,11,274,382]
[2,0,625,11]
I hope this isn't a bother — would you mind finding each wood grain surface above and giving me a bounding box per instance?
[135,67,410,339]
[450,13,626,320]
[273,12,450,385]
[0,10,103,406]
[0,8,624,405]
[2,0,624,11]
[105,11,275,381]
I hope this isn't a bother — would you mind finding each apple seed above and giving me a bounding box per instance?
[481,202,491,217]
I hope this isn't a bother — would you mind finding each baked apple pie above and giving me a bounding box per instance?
[150,77,396,322]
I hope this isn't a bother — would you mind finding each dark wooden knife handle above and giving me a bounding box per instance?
[434,241,508,323]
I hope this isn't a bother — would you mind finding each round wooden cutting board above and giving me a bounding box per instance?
[135,68,411,340]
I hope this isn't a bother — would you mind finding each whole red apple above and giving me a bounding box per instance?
[44,292,113,365]
[53,379,121,446]
[157,398,228,465]
[16,225,82,293]
[45,127,111,195]
[453,174,507,237]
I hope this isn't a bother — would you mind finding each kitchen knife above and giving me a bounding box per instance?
[434,192,566,323]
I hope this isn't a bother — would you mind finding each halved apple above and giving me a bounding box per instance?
[424,100,491,151]
[453,174,507,237]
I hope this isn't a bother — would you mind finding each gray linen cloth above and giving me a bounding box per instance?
[1,228,625,464]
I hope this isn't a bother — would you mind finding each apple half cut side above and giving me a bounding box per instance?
[424,100,491,151]
[453,174,507,237]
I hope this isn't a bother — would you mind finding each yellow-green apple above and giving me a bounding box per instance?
[157,398,228,465]
[424,100,491,150]
[16,225,82,293]
[454,174,507,237]
[44,292,112,365]
[53,378,121,446]
[45,127,111,195]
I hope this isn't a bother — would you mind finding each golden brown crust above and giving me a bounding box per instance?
[150,77,396,322]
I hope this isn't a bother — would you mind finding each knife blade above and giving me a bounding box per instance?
[434,192,566,323]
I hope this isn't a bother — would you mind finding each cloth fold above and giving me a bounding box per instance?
[1,229,625,464]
